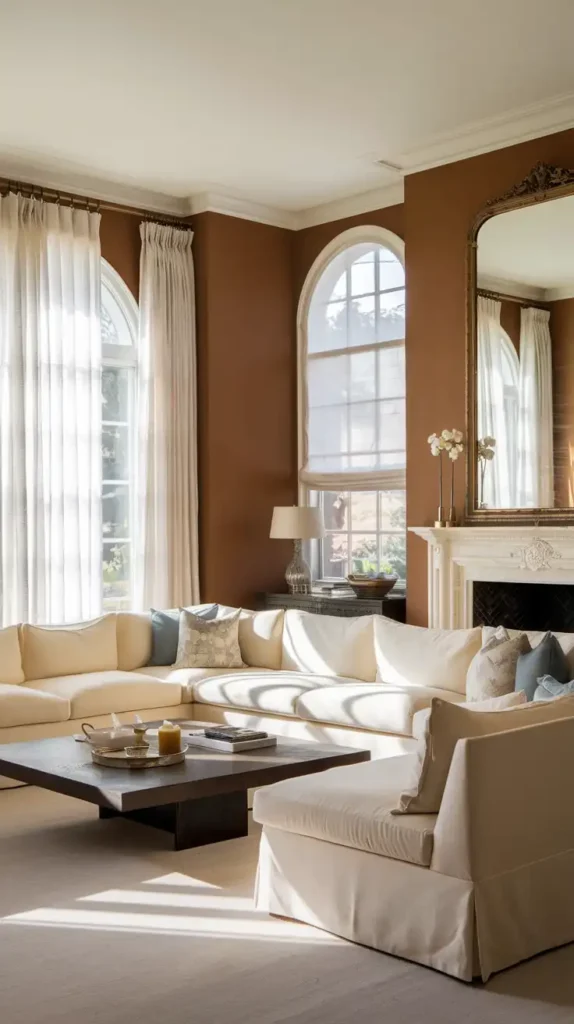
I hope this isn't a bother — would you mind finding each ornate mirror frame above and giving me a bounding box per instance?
[466,162,574,524]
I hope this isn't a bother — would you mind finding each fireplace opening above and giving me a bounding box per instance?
[473,581,574,632]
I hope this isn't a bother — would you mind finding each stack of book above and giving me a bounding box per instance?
[185,726,277,752]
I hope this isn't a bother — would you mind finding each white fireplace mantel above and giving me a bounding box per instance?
[410,525,574,629]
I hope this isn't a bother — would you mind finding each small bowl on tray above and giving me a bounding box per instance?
[346,573,398,600]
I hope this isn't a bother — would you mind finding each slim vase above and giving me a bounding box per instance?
[446,460,457,526]
[435,453,446,526]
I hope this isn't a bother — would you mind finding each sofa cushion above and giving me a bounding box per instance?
[396,693,574,815]
[239,610,284,670]
[0,683,70,728]
[117,612,152,671]
[295,682,466,736]
[253,755,436,867]
[143,665,264,701]
[25,670,183,718]
[374,618,481,695]
[0,625,25,685]
[20,615,118,681]
[281,610,376,682]
[148,604,218,666]
[193,671,349,718]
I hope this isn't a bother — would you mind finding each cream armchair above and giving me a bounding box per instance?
[254,716,574,981]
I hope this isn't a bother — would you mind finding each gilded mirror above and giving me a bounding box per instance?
[467,163,574,522]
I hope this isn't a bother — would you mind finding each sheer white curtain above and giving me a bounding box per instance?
[477,296,514,507]
[0,192,102,625]
[134,222,199,609]
[518,306,554,507]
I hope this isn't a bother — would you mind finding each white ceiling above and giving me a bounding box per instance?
[478,194,574,299]
[2,0,574,226]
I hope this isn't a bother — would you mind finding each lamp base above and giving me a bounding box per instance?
[285,540,311,595]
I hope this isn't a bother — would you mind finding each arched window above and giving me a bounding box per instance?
[101,259,138,610]
[298,227,406,582]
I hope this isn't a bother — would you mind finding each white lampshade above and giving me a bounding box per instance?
[270,506,325,540]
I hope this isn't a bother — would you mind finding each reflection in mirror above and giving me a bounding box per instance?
[476,193,574,509]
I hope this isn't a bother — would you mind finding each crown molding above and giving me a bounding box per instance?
[187,191,297,229]
[294,182,404,230]
[0,156,188,216]
[543,284,574,302]
[478,274,574,303]
[478,274,546,302]
[399,92,574,174]
[4,92,574,232]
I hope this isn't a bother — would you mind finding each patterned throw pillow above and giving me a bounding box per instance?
[466,626,531,701]
[175,608,244,669]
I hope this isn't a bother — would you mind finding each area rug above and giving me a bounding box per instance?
[1,787,574,1024]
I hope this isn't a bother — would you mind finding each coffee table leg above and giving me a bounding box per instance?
[99,790,249,851]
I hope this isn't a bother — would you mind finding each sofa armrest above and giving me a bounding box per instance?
[431,716,574,881]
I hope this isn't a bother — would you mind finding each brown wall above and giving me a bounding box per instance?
[194,212,296,607]
[100,209,141,299]
[550,296,574,507]
[406,127,574,624]
[499,299,521,353]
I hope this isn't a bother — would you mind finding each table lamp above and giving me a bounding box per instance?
[270,505,325,594]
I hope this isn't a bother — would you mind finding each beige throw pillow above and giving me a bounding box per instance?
[466,627,530,701]
[175,608,244,669]
[411,689,527,741]
[395,693,574,814]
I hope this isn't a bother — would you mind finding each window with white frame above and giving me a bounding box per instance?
[101,259,138,610]
[299,229,406,582]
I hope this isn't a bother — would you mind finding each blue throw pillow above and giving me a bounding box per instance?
[515,632,568,701]
[534,674,574,702]
[148,604,218,666]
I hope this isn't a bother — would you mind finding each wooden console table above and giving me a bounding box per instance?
[259,591,406,621]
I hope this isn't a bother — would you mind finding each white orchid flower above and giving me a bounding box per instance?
[448,448,460,460]
[452,429,463,443]
[427,433,438,444]
[441,429,453,441]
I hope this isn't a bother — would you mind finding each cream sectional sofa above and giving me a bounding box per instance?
[0,606,482,760]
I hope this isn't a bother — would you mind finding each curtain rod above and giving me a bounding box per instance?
[0,178,194,230]
[478,288,550,311]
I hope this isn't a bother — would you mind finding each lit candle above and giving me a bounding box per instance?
[158,720,181,755]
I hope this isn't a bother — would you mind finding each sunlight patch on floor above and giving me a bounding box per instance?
[2,905,337,942]
[1,877,340,944]
[141,873,222,888]
[79,888,254,910]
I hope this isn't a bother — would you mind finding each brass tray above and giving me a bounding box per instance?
[91,744,188,769]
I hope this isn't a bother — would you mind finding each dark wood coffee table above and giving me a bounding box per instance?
[0,725,370,850]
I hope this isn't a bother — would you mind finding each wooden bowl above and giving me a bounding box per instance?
[346,575,397,600]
